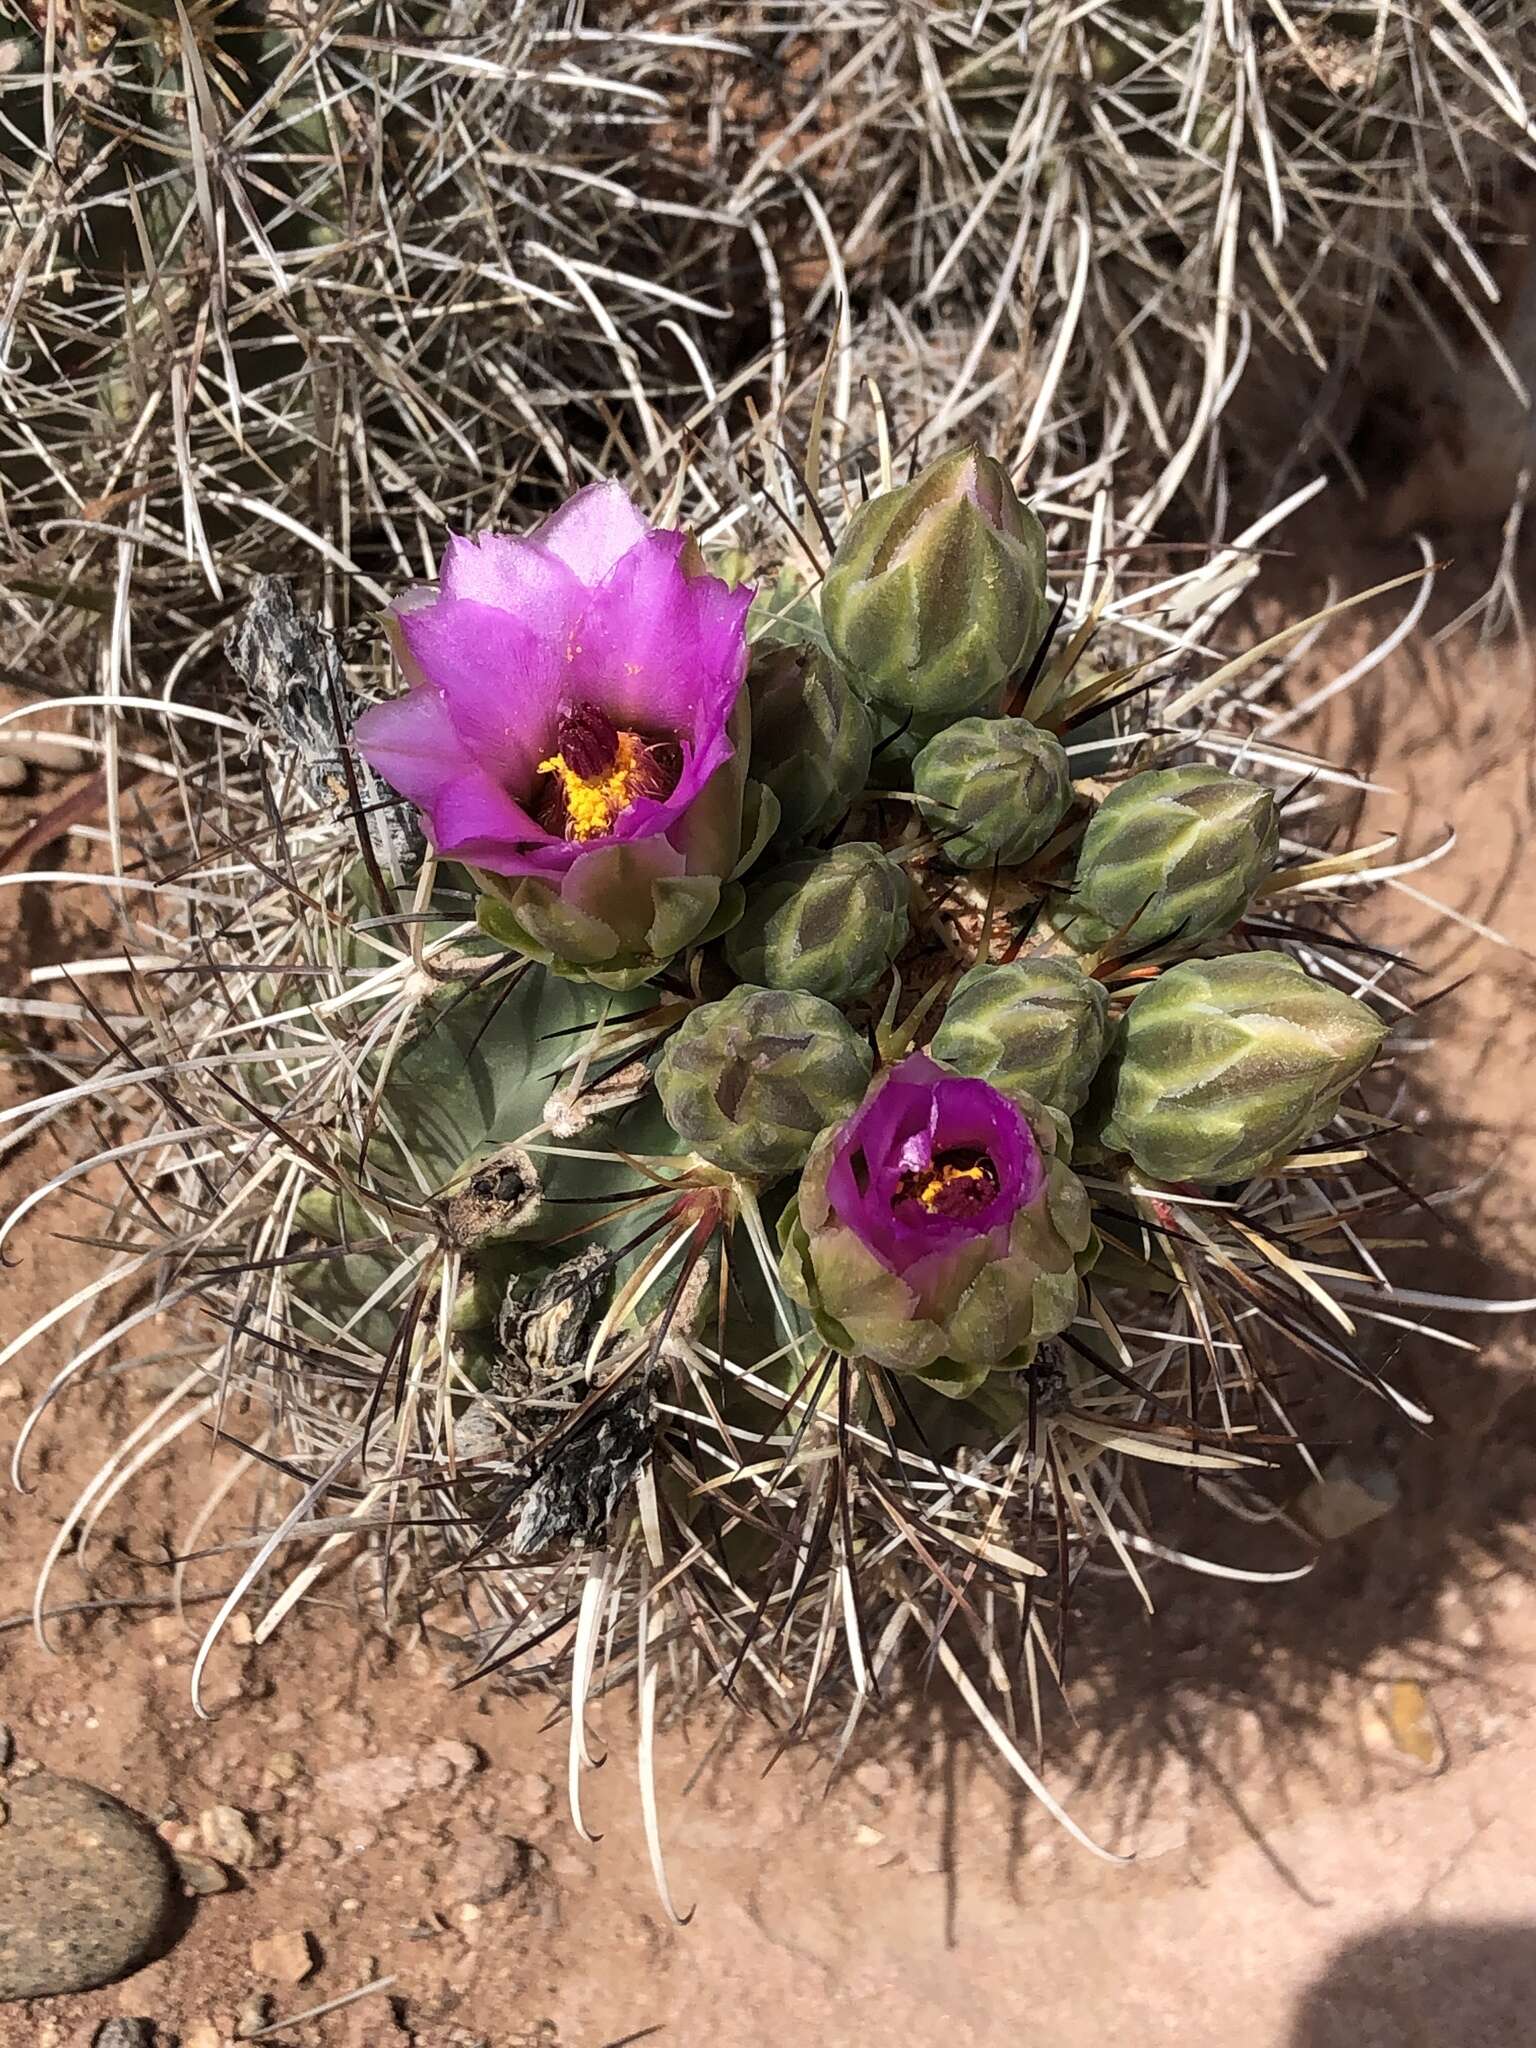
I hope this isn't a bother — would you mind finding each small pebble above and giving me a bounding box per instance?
[234,1993,272,2039]
[513,1772,554,1817]
[0,1725,12,1769]
[93,2025,154,2048]
[199,1805,259,1870]
[250,1927,315,1984]
[0,756,25,793]
[852,1760,894,1800]
[175,1851,231,1897]
[317,1756,418,1813]
[1361,1678,1447,1775]
[183,2026,224,2048]
[0,1375,21,1403]
[263,1750,306,1788]
[0,1775,177,1999]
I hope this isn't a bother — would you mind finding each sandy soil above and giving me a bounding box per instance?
[2,537,1535,2048]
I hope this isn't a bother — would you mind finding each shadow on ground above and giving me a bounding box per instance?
[1289,1920,1536,2048]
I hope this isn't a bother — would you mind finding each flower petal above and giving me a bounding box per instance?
[534,480,650,584]
[567,531,753,738]
[427,769,551,871]
[396,597,565,788]
[353,687,468,811]
[438,532,587,639]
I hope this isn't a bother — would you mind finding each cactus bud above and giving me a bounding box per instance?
[724,841,910,1003]
[1059,765,1280,953]
[746,638,874,848]
[1100,953,1386,1184]
[821,447,1050,723]
[655,986,874,1182]
[914,715,1073,868]
[932,958,1110,1117]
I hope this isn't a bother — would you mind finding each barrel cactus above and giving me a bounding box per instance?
[5,431,1427,1891]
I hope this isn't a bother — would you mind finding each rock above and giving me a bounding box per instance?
[316,1756,418,1813]
[418,1739,481,1791]
[1361,1678,1448,1775]
[174,1852,231,1897]
[0,1774,178,2001]
[184,2026,224,2048]
[93,2025,155,2048]
[262,1750,305,1788]
[250,1928,315,1983]
[441,1836,532,1907]
[1294,1454,1400,1542]
[198,1805,259,1870]
[0,1374,23,1402]
[234,1994,272,2038]
[513,1772,554,1817]
[0,1726,12,1769]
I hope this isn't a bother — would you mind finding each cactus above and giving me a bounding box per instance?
[724,841,910,1003]
[1100,953,1387,1184]
[914,715,1073,868]
[7,443,1423,1885]
[1058,765,1280,954]
[821,448,1050,723]
[655,986,873,1182]
[931,959,1110,1117]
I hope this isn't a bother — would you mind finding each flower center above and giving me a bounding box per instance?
[895,1148,1000,1220]
[535,701,677,842]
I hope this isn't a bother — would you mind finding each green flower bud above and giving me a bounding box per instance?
[655,985,874,1182]
[931,958,1110,1117]
[724,841,910,1003]
[821,447,1050,723]
[914,715,1073,868]
[1100,953,1386,1184]
[1059,765,1280,953]
[747,638,874,848]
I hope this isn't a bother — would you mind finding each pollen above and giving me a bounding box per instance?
[537,730,651,841]
[915,1162,988,1209]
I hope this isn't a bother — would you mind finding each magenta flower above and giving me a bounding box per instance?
[354,482,764,985]
[827,1053,1043,1292]
[781,1052,1095,1392]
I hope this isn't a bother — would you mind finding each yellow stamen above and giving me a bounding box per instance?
[915,1162,988,1210]
[536,731,649,841]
